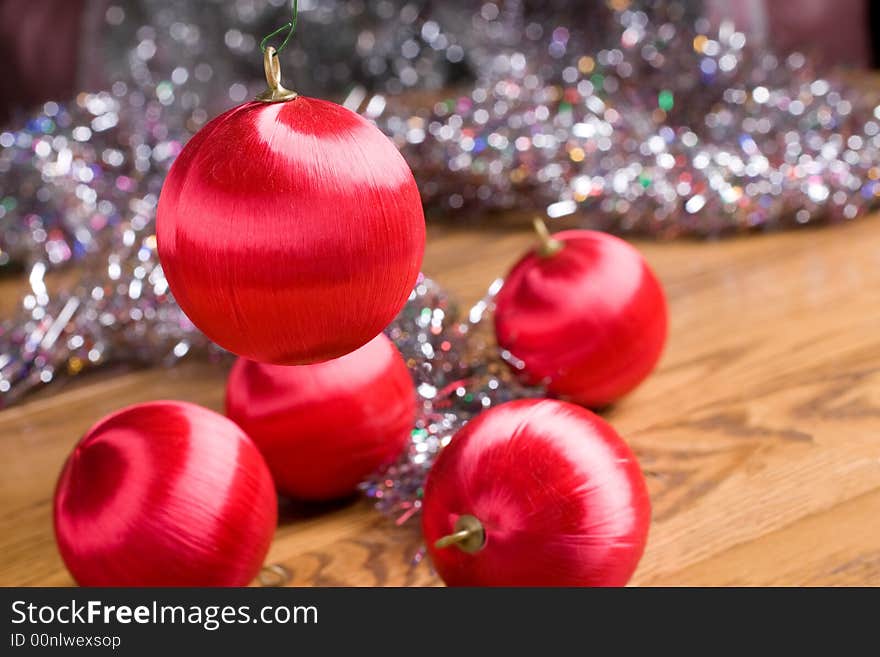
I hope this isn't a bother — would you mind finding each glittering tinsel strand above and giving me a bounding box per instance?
[363,277,541,524]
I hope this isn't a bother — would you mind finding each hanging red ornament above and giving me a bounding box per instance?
[157,45,425,365]
[422,399,651,587]
[226,333,414,500]
[494,219,667,408]
[54,401,277,586]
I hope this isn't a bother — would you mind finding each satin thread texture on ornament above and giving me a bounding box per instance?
[226,334,414,500]
[157,96,425,365]
[422,399,651,587]
[53,401,277,587]
[495,231,667,408]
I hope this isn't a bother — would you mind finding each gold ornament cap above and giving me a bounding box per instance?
[256,46,298,103]
[434,515,486,554]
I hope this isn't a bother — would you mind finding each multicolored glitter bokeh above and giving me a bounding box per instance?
[375,4,880,237]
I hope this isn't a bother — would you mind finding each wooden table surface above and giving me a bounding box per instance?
[2,215,880,587]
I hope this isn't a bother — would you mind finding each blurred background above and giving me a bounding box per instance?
[0,0,876,124]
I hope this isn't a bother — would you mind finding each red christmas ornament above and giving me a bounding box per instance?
[157,49,425,365]
[422,399,651,587]
[494,219,667,408]
[226,333,414,500]
[54,401,277,586]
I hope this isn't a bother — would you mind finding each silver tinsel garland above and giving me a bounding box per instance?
[377,7,880,237]
[366,276,540,524]
[0,218,216,408]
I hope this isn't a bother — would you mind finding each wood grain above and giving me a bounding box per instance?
[2,216,880,586]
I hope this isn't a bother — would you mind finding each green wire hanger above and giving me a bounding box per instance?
[260,0,299,54]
